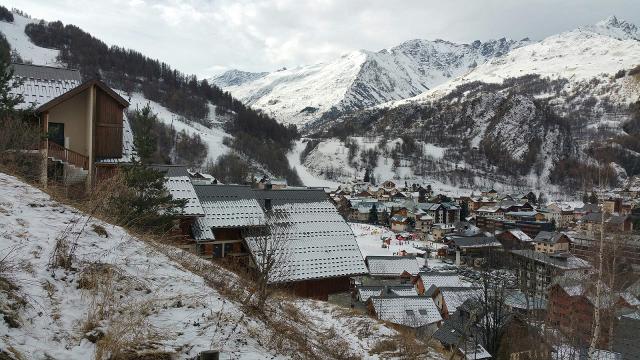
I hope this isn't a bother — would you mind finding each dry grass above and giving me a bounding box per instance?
[77,260,169,359]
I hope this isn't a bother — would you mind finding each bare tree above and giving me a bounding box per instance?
[244,207,292,310]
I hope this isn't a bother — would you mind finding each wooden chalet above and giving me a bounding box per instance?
[189,184,368,300]
[9,63,133,190]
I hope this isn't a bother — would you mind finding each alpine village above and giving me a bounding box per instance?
[0,3,640,360]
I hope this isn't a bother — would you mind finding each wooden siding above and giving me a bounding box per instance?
[94,87,124,158]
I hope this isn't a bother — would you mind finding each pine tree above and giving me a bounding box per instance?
[460,201,469,220]
[110,163,186,233]
[589,192,598,204]
[130,104,159,164]
[368,204,379,224]
[363,168,370,183]
[0,60,23,118]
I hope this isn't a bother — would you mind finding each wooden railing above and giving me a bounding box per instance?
[48,141,89,170]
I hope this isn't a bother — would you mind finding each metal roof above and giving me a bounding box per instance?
[164,176,205,217]
[418,271,471,289]
[10,63,82,110]
[370,296,442,327]
[366,256,421,276]
[245,201,367,283]
[440,287,483,314]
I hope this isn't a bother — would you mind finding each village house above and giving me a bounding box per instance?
[505,211,546,222]
[547,276,619,349]
[432,301,493,360]
[481,188,499,199]
[431,223,455,241]
[532,231,571,254]
[509,250,592,299]
[367,295,442,337]
[390,214,410,232]
[9,63,134,190]
[444,235,503,266]
[579,212,634,234]
[496,229,533,250]
[189,184,368,300]
[415,202,461,224]
[414,209,434,235]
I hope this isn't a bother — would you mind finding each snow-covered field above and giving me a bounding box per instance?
[0,172,440,359]
[351,223,426,258]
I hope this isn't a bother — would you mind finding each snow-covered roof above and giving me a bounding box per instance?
[511,250,592,270]
[366,256,421,276]
[357,286,383,302]
[370,296,442,327]
[440,288,483,314]
[459,343,492,359]
[164,176,205,217]
[246,201,367,283]
[10,63,82,110]
[192,185,266,240]
[418,271,471,289]
[503,229,532,242]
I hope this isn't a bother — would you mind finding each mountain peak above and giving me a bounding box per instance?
[210,69,268,87]
[583,15,639,41]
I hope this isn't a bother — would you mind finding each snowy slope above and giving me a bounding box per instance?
[0,172,442,359]
[212,38,529,128]
[122,92,232,163]
[0,13,59,65]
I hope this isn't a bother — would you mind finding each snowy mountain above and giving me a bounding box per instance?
[302,17,640,192]
[397,17,640,106]
[211,37,530,128]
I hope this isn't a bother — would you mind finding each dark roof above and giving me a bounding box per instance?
[510,250,592,270]
[150,165,190,177]
[10,63,82,110]
[533,231,568,244]
[12,63,82,82]
[252,188,328,205]
[194,184,256,202]
[447,236,502,249]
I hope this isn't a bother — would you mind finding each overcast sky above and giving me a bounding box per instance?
[4,0,639,78]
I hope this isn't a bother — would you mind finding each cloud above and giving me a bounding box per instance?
[4,0,640,78]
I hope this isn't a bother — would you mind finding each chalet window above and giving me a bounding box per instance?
[48,123,65,147]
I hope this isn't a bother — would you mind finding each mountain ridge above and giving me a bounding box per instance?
[211,36,531,129]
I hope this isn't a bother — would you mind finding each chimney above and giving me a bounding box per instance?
[264,198,272,211]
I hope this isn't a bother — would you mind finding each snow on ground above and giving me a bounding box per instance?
[122,92,231,163]
[0,173,433,359]
[350,223,426,258]
[0,14,60,66]
[287,140,341,188]
[0,173,278,359]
